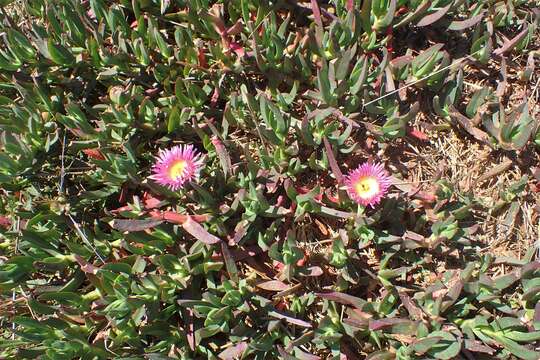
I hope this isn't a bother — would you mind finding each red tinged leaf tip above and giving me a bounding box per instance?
[273,260,285,272]
[275,299,288,311]
[0,216,11,229]
[323,137,343,183]
[130,14,148,29]
[229,42,245,57]
[197,48,208,68]
[407,128,429,141]
[110,205,132,214]
[297,251,309,267]
[83,148,105,160]
[111,218,164,232]
[144,88,160,97]
[272,251,308,270]
[181,215,222,244]
[412,191,437,203]
[142,192,162,209]
[149,210,209,224]
[324,189,340,204]
[386,26,394,53]
[210,87,219,107]
[118,183,128,204]
[310,0,323,29]
[74,255,100,274]
[269,310,312,328]
[396,6,408,16]
[218,341,248,360]
[256,280,290,291]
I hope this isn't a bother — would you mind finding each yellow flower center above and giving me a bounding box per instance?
[168,160,187,180]
[354,177,380,199]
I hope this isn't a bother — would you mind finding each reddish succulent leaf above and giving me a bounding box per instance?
[333,109,361,128]
[226,20,244,36]
[197,48,208,68]
[464,339,495,354]
[182,215,222,244]
[496,57,507,97]
[82,148,105,160]
[279,345,319,360]
[144,88,160,97]
[229,42,245,57]
[310,0,323,29]
[494,25,530,56]
[316,292,365,309]
[407,128,429,141]
[256,280,290,291]
[269,310,312,328]
[365,351,394,360]
[320,206,355,219]
[186,308,195,351]
[534,302,540,322]
[210,87,219,107]
[396,6,409,16]
[275,299,288,311]
[416,2,453,27]
[110,205,133,213]
[386,26,394,53]
[323,137,343,183]
[403,231,425,242]
[0,215,11,229]
[310,0,323,46]
[441,279,463,312]
[303,266,323,277]
[411,336,443,355]
[521,261,540,277]
[229,221,247,245]
[294,348,321,360]
[276,346,296,360]
[324,189,340,204]
[448,12,485,31]
[369,318,412,331]
[399,292,423,320]
[110,218,164,232]
[212,136,232,176]
[142,192,162,209]
[448,105,491,145]
[218,341,248,360]
[273,260,285,273]
[412,191,437,203]
[208,5,226,35]
[221,242,239,283]
[74,255,100,274]
[118,184,128,204]
[149,210,209,224]
[228,246,264,261]
[150,210,187,223]
[390,55,414,69]
[532,167,540,181]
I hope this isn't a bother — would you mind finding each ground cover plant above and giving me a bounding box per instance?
[0,0,540,358]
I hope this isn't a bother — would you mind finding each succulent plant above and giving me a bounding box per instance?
[0,0,538,359]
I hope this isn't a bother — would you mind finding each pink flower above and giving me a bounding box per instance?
[344,162,391,207]
[150,145,204,191]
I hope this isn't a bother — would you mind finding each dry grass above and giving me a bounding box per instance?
[403,122,539,259]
